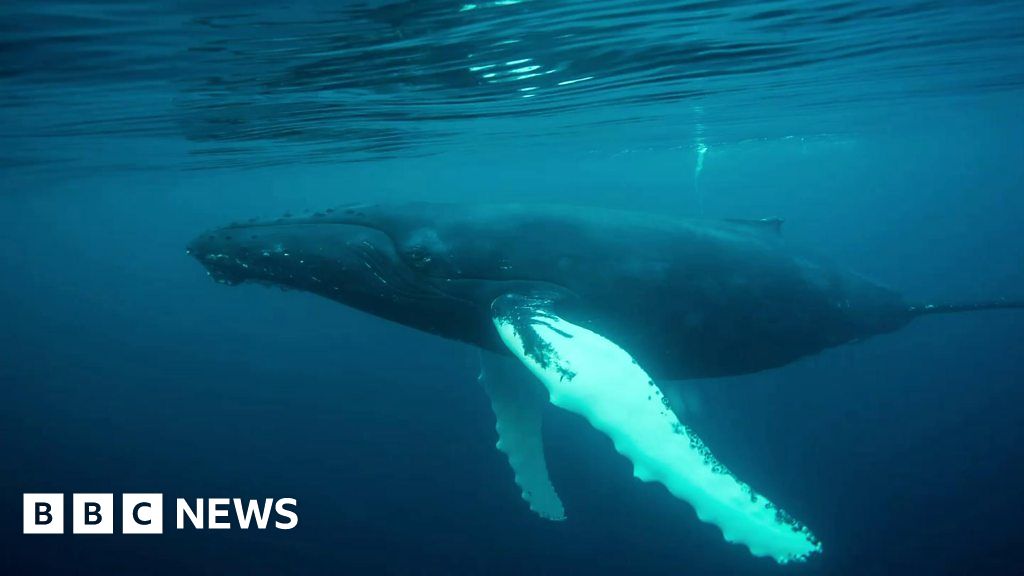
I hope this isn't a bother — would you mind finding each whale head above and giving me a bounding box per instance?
[188,216,397,290]
[186,205,507,346]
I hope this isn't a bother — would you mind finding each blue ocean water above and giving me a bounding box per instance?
[2,0,1023,573]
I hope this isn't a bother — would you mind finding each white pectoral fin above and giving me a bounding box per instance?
[491,295,822,564]
[479,351,566,521]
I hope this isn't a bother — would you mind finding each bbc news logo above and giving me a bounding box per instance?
[23,494,298,534]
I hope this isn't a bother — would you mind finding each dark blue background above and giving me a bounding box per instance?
[2,1,1024,574]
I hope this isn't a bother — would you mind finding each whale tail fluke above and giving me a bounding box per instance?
[909,299,1024,317]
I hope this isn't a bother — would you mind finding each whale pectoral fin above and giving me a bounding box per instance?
[479,350,566,521]
[491,294,822,564]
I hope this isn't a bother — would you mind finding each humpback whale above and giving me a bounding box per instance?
[187,203,1022,564]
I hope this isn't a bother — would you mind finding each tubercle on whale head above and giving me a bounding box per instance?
[185,202,454,296]
[185,214,415,299]
[186,208,531,349]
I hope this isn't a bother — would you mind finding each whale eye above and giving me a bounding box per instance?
[405,244,434,269]
[401,228,449,273]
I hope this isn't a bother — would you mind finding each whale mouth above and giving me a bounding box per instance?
[194,251,246,286]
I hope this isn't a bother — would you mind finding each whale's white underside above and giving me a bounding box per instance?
[486,296,822,564]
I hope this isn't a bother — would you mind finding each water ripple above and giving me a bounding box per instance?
[1,0,1022,169]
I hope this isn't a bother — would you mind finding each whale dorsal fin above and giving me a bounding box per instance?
[725,217,784,236]
[491,293,821,564]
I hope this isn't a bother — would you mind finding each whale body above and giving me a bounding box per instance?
[188,203,930,378]
[188,203,1022,564]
